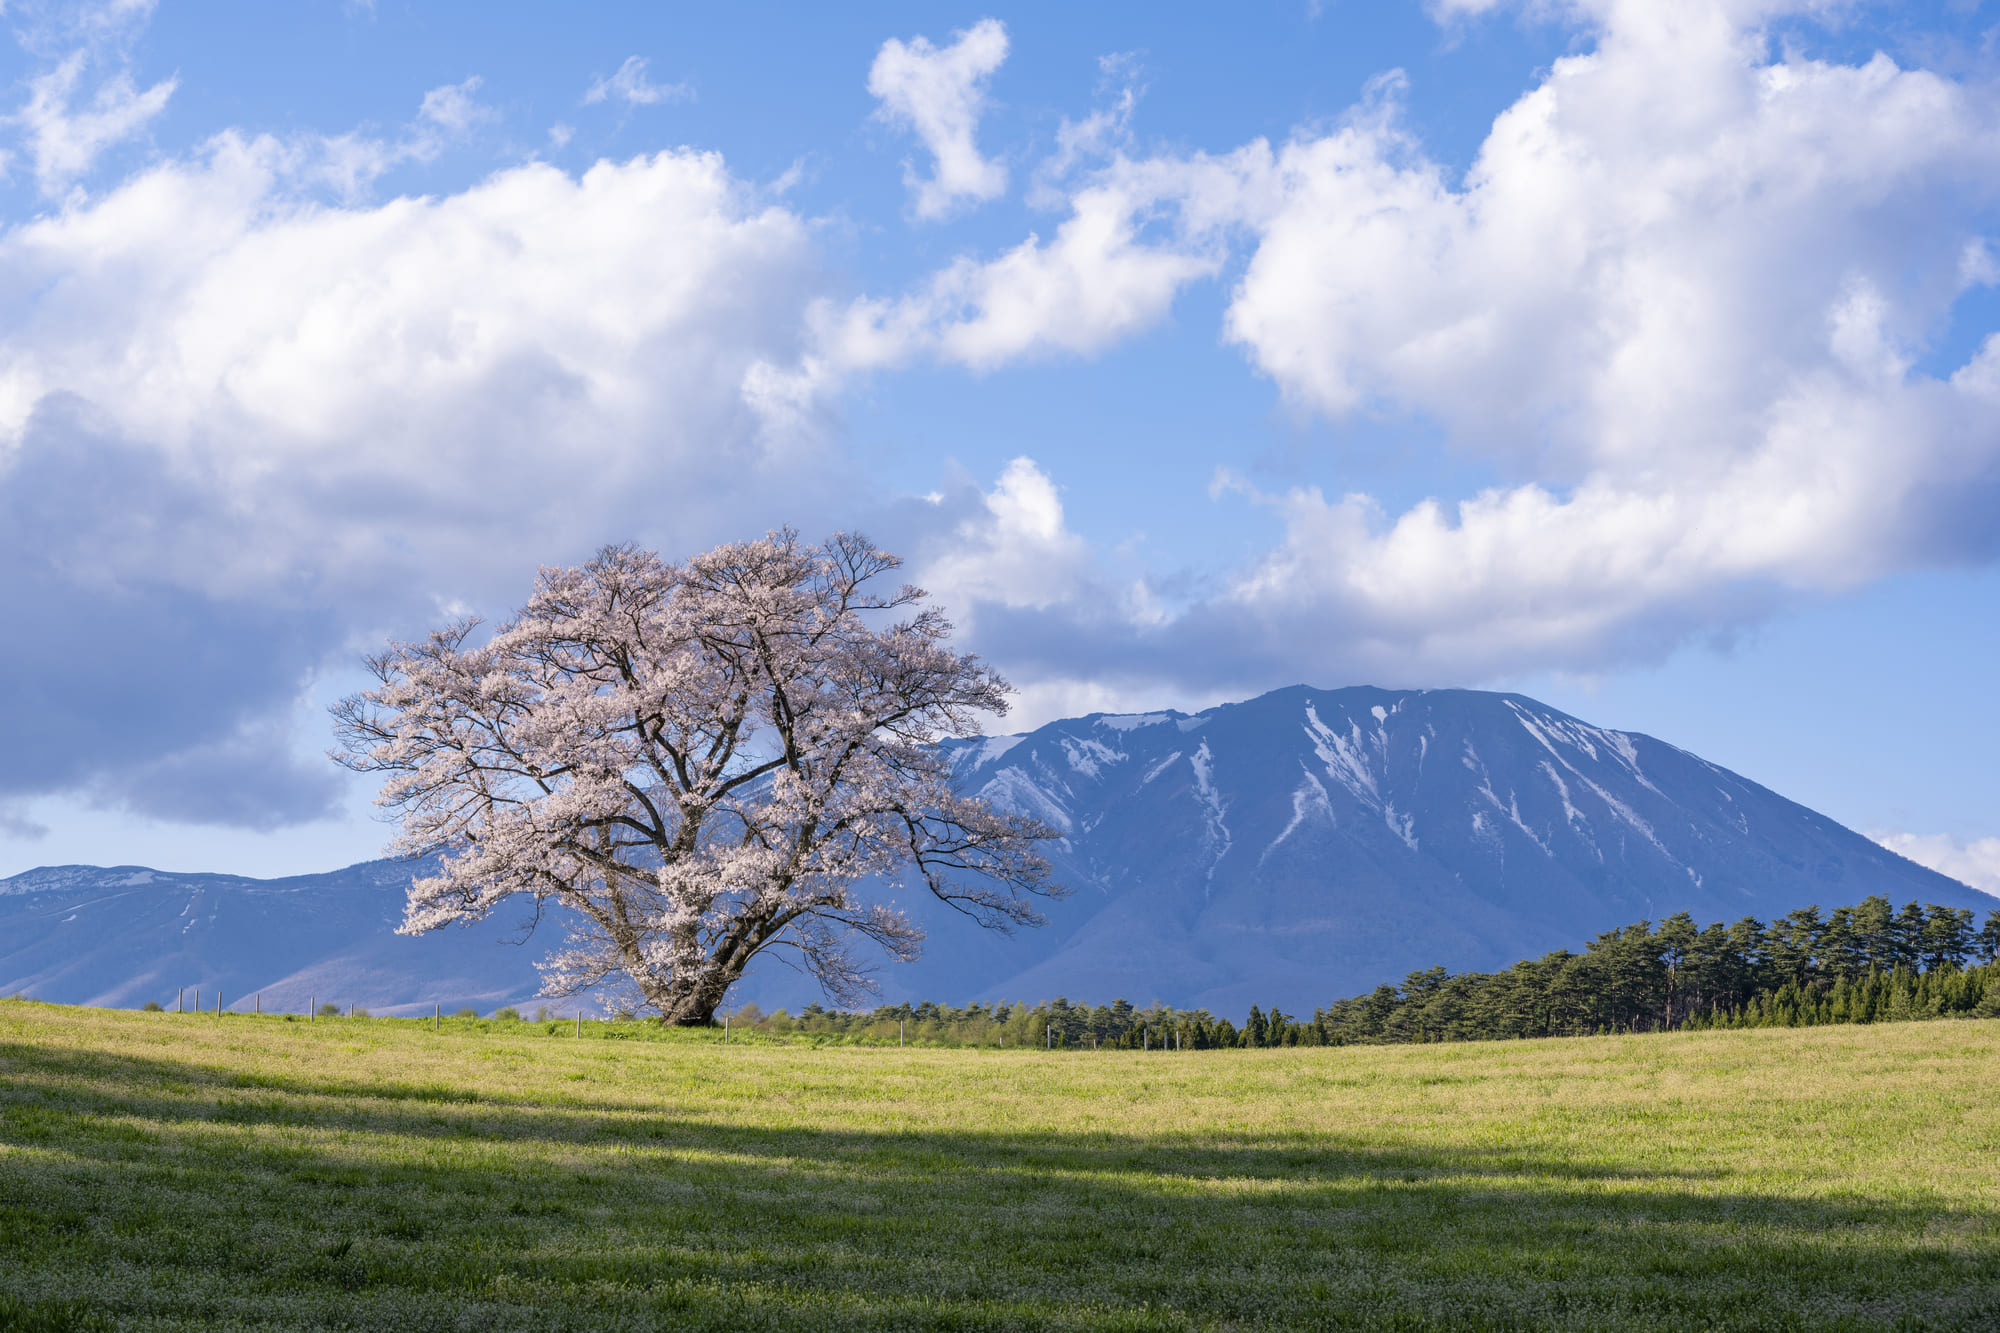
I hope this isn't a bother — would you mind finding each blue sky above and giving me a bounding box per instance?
[0,0,1997,894]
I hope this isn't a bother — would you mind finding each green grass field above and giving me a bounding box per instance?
[2,1000,1996,1330]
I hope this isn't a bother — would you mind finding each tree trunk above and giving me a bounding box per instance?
[654,970,737,1026]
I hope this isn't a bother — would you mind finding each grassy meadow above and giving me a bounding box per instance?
[1,1000,1996,1330]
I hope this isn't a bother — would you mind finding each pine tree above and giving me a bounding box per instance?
[1766,906,1825,994]
[1892,901,1928,972]
[1820,906,1862,981]
[1920,905,1975,971]
[1724,917,1769,1005]
[1656,912,1698,1027]
[1980,911,2000,966]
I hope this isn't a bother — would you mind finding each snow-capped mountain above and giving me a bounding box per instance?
[3,686,1989,1017]
[758,685,1994,1015]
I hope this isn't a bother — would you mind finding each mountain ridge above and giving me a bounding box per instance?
[816,684,1993,1014]
[3,684,1990,1016]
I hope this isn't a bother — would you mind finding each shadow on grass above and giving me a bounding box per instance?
[1,1038,1997,1332]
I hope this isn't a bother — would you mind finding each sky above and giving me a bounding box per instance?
[0,0,1997,894]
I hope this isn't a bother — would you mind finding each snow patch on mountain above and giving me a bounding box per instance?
[1384,804,1418,851]
[1540,761,1582,827]
[1577,773,1675,864]
[955,734,1025,770]
[1095,713,1173,732]
[1461,743,1552,857]
[1264,768,1334,863]
[1188,741,1232,887]
[1059,736,1126,780]
[1510,702,1665,798]
[975,768,1072,834]
[1539,760,1605,861]
[1491,786,1552,856]
[1514,709,1673,854]
[1304,704,1384,807]
[1509,704,1599,764]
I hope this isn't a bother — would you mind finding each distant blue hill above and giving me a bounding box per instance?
[3,686,1990,1017]
[0,855,555,1017]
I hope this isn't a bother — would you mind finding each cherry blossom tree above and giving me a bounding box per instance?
[332,530,1060,1024]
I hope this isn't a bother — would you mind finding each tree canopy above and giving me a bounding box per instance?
[333,530,1061,1024]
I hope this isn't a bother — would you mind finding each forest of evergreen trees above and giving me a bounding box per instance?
[729,895,2000,1049]
[1303,895,2000,1045]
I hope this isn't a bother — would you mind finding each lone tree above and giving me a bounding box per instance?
[332,531,1061,1025]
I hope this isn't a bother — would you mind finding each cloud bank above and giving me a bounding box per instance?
[2,0,1998,834]
[0,122,842,827]
[824,0,2000,704]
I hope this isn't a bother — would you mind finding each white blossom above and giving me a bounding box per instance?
[333,531,1059,1023]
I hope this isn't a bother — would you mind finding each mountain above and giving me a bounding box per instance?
[3,685,1990,1017]
[0,856,560,1017]
[738,685,1995,1015]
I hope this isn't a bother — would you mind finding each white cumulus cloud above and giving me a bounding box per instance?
[920,457,1095,614]
[868,18,1011,219]
[1203,0,2000,677]
[0,132,843,826]
[746,142,1271,427]
[801,0,2000,697]
[902,457,1200,730]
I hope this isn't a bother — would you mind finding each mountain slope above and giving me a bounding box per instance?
[0,857,558,1016]
[3,685,1989,1016]
[760,685,1993,1014]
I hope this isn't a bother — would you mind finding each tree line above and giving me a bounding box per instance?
[732,895,2000,1048]
[1302,895,2000,1044]
[744,997,1224,1048]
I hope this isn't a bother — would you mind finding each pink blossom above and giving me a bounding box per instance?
[333,530,1060,1024]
